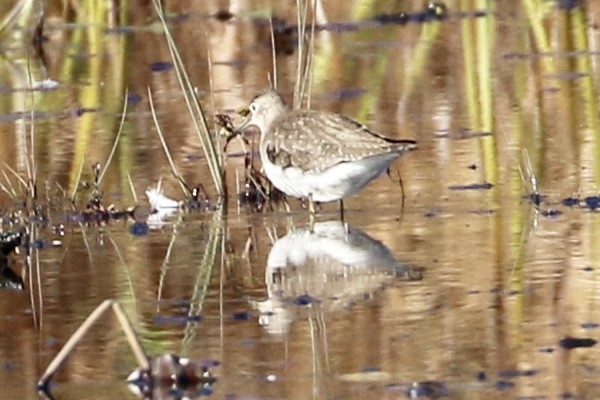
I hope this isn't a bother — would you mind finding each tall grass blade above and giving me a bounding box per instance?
[97,91,129,187]
[151,0,225,197]
[148,87,190,197]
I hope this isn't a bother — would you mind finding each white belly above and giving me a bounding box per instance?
[261,149,399,202]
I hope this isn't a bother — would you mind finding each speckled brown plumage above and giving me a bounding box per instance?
[263,109,416,173]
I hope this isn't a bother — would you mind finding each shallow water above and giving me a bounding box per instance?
[2,1,600,399]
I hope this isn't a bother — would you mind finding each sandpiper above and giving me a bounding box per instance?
[235,89,417,215]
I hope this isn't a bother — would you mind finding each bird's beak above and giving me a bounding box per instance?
[233,108,253,135]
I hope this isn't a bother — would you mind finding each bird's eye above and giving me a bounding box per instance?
[249,103,259,113]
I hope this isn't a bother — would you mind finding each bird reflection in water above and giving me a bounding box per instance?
[254,221,422,336]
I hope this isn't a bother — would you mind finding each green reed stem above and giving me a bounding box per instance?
[294,0,310,108]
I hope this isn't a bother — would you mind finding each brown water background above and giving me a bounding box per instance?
[1,1,600,399]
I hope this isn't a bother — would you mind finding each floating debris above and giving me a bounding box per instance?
[37,300,218,399]
[448,182,493,191]
[494,380,515,390]
[523,192,546,206]
[498,369,538,378]
[32,79,59,90]
[127,354,216,398]
[339,370,391,383]
[126,93,143,104]
[145,188,180,210]
[561,197,579,207]
[584,196,600,211]
[539,347,555,353]
[293,294,319,306]
[149,61,174,72]
[214,9,234,21]
[424,207,442,218]
[559,336,597,349]
[407,381,448,398]
[231,311,252,321]
[153,314,202,326]
[541,209,562,218]
[456,129,493,139]
[129,222,149,236]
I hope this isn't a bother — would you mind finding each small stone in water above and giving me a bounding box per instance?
[498,369,537,378]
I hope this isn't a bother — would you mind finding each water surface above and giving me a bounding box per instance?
[1,1,600,399]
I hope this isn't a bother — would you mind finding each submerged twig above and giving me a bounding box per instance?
[37,300,149,389]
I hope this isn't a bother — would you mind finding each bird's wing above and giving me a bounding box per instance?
[264,110,415,173]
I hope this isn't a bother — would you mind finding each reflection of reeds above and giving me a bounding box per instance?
[151,0,225,198]
[571,7,600,182]
[183,206,223,349]
[67,1,105,196]
[396,5,445,122]
[519,2,600,181]
[461,0,498,185]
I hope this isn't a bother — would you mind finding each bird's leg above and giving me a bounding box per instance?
[339,200,345,223]
[308,195,316,215]
[308,195,316,232]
